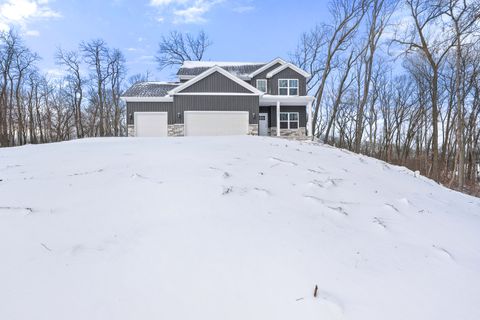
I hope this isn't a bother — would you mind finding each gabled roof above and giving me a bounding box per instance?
[177,61,266,79]
[122,82,179,97]
[169,66,263,95]
[247,58,287,78]
[266,63,311,79]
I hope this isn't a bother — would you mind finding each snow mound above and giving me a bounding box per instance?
[0,136,479,320]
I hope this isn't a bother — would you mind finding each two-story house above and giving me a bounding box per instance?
[122,58,314,137]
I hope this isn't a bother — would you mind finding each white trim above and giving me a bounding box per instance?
[278,79,299,96]
[174,92,259,96]
[276,101,281,137]
[260,95,314,106]
[169,66,262,95]
[248,58,287,78]
[256,79,267,93]
[307,100,313,137]
[179,74,251,81]
[279,112,300,130]
[184,110,250,114]
[266,63,311,79]
[122,96,173,102]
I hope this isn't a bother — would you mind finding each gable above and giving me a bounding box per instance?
[251,63,283,81]
[269,67,308,96]
[179,71,252,94]
[270,66,307,80]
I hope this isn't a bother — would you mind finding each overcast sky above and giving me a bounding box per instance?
[0,0,330,82]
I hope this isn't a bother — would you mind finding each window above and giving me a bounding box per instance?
[279,112,299,129]
[256,79,267,93]
[278,79,299,96]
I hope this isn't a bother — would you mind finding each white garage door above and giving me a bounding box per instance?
[134,112,168,137]
[184,111,249,136]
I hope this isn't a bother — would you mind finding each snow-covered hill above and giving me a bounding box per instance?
[1,136,479,320]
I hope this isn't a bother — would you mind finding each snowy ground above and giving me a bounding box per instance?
[1,136,479,320]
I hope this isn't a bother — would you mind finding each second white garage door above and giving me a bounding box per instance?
[134,112,168,137]
[184,111,249,136]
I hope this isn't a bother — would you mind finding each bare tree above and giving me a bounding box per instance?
[445,0,480,188]
[393,0,455,181]
[155,30,212,70]
[353,0,397,153]
[310,0,368,138]
[80,39,111,136]
[56,48,85,138]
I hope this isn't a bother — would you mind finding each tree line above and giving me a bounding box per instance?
[0,31,127,147]
[292,0,480,194]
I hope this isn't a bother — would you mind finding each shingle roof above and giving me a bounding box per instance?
[177,61,266,78]
[122,82,179,97]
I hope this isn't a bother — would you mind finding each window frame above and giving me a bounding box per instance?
[256,79,268,93]
[279,112,300,130]
[278,79,299,96]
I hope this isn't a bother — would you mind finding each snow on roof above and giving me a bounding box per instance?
[122,82,179,97]
[181,61,265,68]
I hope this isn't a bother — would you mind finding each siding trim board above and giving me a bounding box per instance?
[266,63,311,79]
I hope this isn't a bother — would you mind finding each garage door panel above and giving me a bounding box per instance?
[184,111,249,136]
[135,112,168,137]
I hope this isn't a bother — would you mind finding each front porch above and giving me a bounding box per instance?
[258,95,314,137]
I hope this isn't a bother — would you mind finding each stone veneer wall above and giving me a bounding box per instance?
[248,124,258,136]
[128,124,259,137]
[127,125,134,137]
[168,124,185,137]
[269,127,306,138]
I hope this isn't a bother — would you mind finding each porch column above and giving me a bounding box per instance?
[276,100,281,137]
[307,100,313,137]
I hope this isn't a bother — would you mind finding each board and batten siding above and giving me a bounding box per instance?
[179,71,251,93]
[269,68,307,96]
[127,102,174,125]
[174,95,259,124]
[251,63,283,95]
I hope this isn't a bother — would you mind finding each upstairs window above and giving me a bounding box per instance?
[256,79,267,93]
[278,79,299,96]
[280,112,299,129]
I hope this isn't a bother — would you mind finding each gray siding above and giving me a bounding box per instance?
[251,63,282,95]
[270,68,307,96]
[127,102,174,125]
[174,95,259,124]
[180,71,251,93]
[260,105,307,127]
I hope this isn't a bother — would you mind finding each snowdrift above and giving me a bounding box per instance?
[1,136,479,320]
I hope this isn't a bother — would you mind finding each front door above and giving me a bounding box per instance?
[259,113,268,136]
